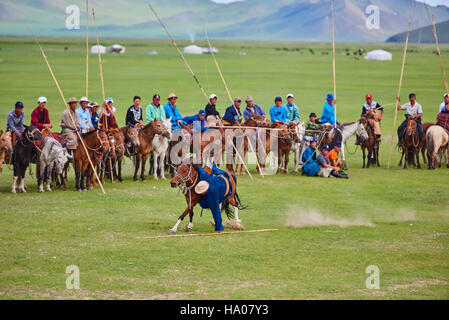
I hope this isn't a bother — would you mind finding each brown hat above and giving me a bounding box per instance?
[67,97,78,104]
[168,93,178,100]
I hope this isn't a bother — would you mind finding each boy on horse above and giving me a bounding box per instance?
[320,94,338,127]
[362,93,384,142]
[439,93,449,113]
[7,101,25,144]
[181,110,209,134]
[243,96,265,121]
[205,94,220,126]
[146,94,166,123]
[60,97,81,154]
[269,96,287,124]
[125,96,143,128]
[222,97,242,126]
[31,96,53,133]
[397,93,423,146]
[283,93,300,124]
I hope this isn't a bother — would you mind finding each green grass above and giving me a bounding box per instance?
[0,37,449,299]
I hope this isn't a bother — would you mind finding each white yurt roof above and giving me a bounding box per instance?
[90,45,106,54]
[365,49,392,61]
[183,45,204,55]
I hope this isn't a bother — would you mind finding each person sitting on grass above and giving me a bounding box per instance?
[301,138,320,177]
[328,141,348,177]
[317,144,348,179]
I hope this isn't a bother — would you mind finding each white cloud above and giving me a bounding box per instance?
[416,0,449,6]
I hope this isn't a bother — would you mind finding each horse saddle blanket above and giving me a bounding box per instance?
[436,112,449,132]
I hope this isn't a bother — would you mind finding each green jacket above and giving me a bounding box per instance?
[306,121,323,136]
[145,103,166,123]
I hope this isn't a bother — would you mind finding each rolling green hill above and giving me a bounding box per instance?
[1,0,449,42]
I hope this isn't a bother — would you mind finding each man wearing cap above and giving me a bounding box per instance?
[362,94,384,140]
[205,94,220,125]
[284,93,300,124]
[76,97,94,133]
[31,97,53,132]
[243,96,265,121]
[60,97,81,152]
[7,101,25,144]
[397,93,423,145]
[181,110,208,134]
[317,144,348,179]
[222,97,242,126]
[88,102,100,129]
[146,94,166,123]
[101,97,117,116]
[301,138,320,177]
[164,93,183,131]
[320,94,338,126]
[126,96,143,128]
[269,96,287,124]
[439,93,449,113]
[99,100,119,129]
[306,113,323,136]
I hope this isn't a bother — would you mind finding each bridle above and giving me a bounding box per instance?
[174,164,199,208]
[20,127,42,150]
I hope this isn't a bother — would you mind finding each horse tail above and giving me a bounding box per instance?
[230,173,247,210]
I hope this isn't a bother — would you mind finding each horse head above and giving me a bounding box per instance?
[356,119,369,142]
[55,147,72,175]
[97,128,111,155]
[288,122,303,143]
[24,125,42,143]
[170,161,197,188]
[272,122,292,143]
[406,119,417,137]
[0,130,12,154]
[125,126,140,147]
[161,117,173,140]
[150,120,171,139]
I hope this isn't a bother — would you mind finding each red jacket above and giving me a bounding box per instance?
[30,107,51,131]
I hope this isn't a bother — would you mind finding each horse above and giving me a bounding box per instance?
[73,129,110,191]
[359,116,379,168]
[419,122,435,165]
[399,119,421,169]
[276,122,295,174]
[150,118,172,180]
[0,130,12,172]
[109,128,126,182]
[133,120,170,181]
[37,136,72,192]
[168,162,243,234]
[290,122,305,173]
[11,126,42,193]
[426,125,449,169]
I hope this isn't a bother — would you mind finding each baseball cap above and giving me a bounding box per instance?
[153,94,161,100]
[106,97,114,103]
[37,96,47,103]
[334,141,342,148]
[199,109,206,116]
[286,93,294,99]
[209,94,217,100]
[321,144,330,151]
[234,97,242,102]
[366,93,373,99]
[275,96,283,102]
[444,93,448,98]
[309,113,317,118]
[15,101,24,109]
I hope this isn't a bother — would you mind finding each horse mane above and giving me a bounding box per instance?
[81,129,98,137]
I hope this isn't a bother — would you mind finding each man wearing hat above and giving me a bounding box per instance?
[301,138,320,177]
[320,94,338,126]
[60,97,81,152]
[146,94,166,123]
[439,93,449,113]
[222,97,242,126]
[243,96,265,121]
[181,110,208,134]
[283,93,300,124]
[88,102,100,129]
[316,144,348,178]
[126,96,143,128]
[397,93,423,145]
[205,94,220,125]
[299,113,324,165]
[76,97,94,133]
[362,93,384,141]
[164,93,183,131]
[30,96,53,132]
[7,101,25,144]
[269,96,287,124]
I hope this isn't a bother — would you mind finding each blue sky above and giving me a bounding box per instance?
[212,0,449,6]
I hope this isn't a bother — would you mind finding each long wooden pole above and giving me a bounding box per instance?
[149,3,253,179]
[136,228,278,239]
[423,1,449,93]
[85,0,89,98]
[27,26,105,194]
[203,27,264,178]
[331,0,337,127]
[387,0,414,169]
[92,8,114,183]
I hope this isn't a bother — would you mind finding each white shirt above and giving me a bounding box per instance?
[400,102,423,116]
[439,102,448,113]
[100,106,116,117]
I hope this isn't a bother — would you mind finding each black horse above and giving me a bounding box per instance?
[11,126,42,193]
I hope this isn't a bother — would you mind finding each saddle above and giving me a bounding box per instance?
[436,112,449,132]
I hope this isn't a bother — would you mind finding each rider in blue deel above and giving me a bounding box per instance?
[195,163,233,232]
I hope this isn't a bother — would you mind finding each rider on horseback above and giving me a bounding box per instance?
[397,93,423,147]
[243,96,265,121]
[6,101,25,145]
[362,93,384,142]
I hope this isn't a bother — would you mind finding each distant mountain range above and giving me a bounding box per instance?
[1,0,449,42]
[387,19,449,43]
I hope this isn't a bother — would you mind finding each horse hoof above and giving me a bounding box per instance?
[168,229,176,235]
[11,190,16,194]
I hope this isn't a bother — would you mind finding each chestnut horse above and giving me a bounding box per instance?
[0,130,12,172]
[168,162,244,234]
[133,120,170,181]
[359,116,378,168]
[399,119,422,169]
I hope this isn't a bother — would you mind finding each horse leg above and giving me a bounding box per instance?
[416,148,421,169]
[45,165,52,192]
[141,154,148,181]
[117,158,123,182]
[12,175,18,194]
[75,169,80,191]
[153,152,158,180]
[19,167,26,193]
[37,162,44,193]
[403,149,408,169]
[284,151,289,174]
[399,149,404,166]
[169,206,193,234]
[362,148,366,168]
[133,155,140,181]
[187,210,194,231]
[160,152,166,180]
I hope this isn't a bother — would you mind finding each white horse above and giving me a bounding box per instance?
[291,122,305,173]
[327,119,369,160]
[151,117,172,180]
[426,125,449,169]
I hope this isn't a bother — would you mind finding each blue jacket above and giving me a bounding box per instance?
[321,102,337,125]
[198,164,233,231]
[164,102,183,130]
[284,103,300,123]
[269,105,287,124]
[243,104,265,121]
[222,105,242,124]
[301,146,320,177]
[182,114,208,132]
[76,106,93,130]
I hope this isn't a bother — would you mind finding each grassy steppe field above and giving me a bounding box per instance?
[0,37,448,299]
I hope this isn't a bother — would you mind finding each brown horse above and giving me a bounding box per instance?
[0,130,12,172]
[399,119,422,169]
[110,128,126,182]
[276,122,294,174]
[359,116,378,168]
[134,120,170,181]
[73,129,110,191]
[120,126,140,157]
[168,162,243,234]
